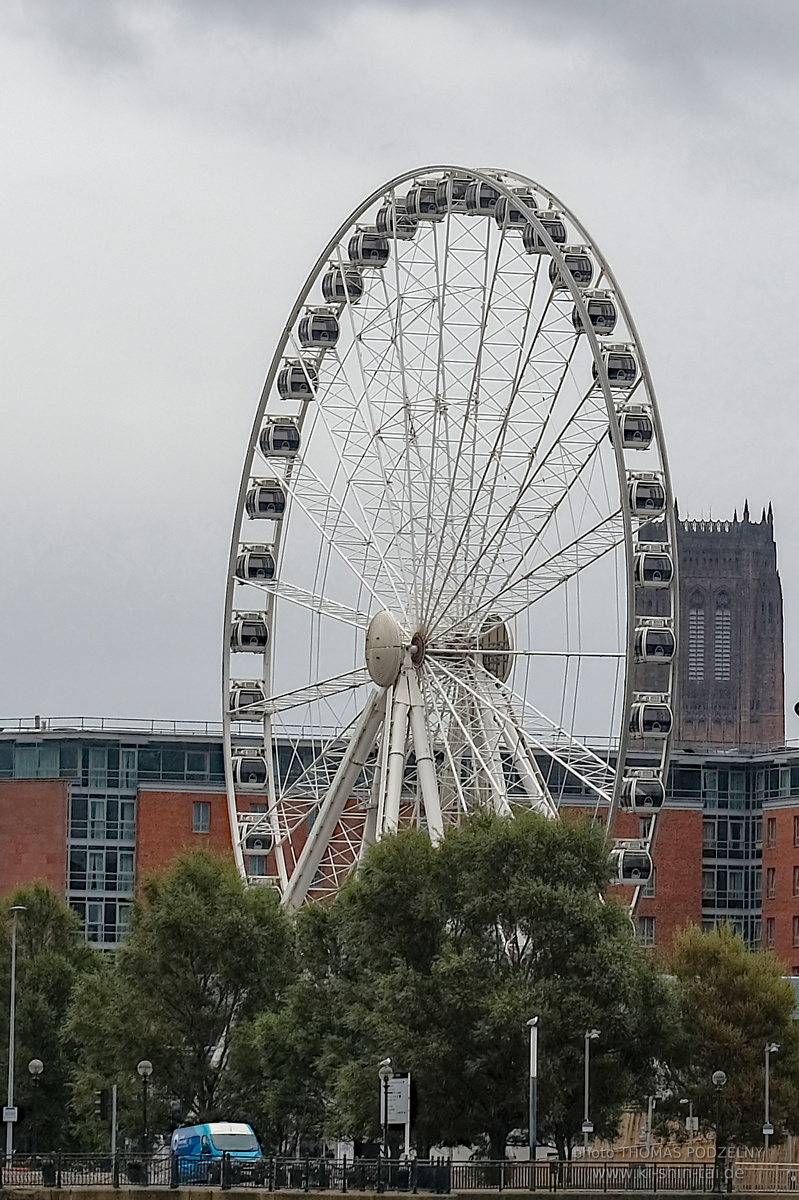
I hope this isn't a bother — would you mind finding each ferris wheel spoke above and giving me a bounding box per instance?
[427,424,611,640]
[423,320,586,626]
[435,509,625,641]
[275,457,411,620]
[244,579,371,630]
[431,657,615,806]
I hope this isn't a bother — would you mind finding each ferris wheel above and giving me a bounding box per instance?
[222,166,678,910]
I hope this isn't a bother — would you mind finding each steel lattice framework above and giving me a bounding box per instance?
[222,166,678,909]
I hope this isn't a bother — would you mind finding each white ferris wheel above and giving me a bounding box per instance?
[222,166,678,910]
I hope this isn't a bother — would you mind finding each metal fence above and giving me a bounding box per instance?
[1,1154,798,1192]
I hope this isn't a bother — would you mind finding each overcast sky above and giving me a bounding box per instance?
[2,0,799,726]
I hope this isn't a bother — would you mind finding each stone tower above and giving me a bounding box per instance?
[673,504,784,748]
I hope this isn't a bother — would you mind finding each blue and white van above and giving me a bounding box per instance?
[170,1122,263,1183]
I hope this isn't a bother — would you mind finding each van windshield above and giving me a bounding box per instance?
[211,1133,259,1152]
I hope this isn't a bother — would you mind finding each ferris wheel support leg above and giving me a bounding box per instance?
[474,693,512,817]
[407,668,444,845]
[493,697,559,820]
[282,688,385,911]
[383,669,411,836]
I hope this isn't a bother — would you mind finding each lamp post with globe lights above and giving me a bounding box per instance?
[712,1070,727,1193]
[27,1059,43,1153]
[764,1043,779,1157]
[378,1059,393,1160]
[137,1060,153,1152]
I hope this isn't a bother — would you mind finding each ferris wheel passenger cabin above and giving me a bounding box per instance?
[629,702,673,736]
[434,174,473,213]
[612,848,653,883]
[548,249,594,289]
[634,626,676,661]
[232,753,268,787]
[571,291,618,335]
[245,482,286,520]
[634,550,673,587]
[621,776,665,810]
[322,265,364,304]
[522,212,567,253]
[494,189,537,230]
[376,200,417,240]
[464,180,500,214]
[348,230,390,268]
[629,477,666,514]
[230,614,269,651]
[235,547,276,582]
[593,346,639,386]
[277,361,318,400]
[298,310,340,347]
[260,419,300,457]
[229,682,267,719]
[619,411,654,449]
[405,182,445,221]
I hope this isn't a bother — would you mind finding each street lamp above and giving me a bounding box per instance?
[712,1070,727,1193]
[137,1060,153,1153]
[679,1097,697,1139]
[582,1029,600,1153]
[764,1043,779,1157]
[378,1058,393,1160]
[28,1059,43,1154]
[527,1018,539,1163]
[5,905,27,1161]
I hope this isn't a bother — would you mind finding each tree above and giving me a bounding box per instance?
[291,812,678,1157]
[68,849,296,1141]
[663,924,799,1148]
[0,885,100,1150]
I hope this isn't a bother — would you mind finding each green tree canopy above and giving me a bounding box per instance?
[68,849,296,1139]
[0,884,99,1150]
[664,923,799,1147]
[251,812,678,1158]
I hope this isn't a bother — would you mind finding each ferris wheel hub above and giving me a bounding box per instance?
[365,610,406,687]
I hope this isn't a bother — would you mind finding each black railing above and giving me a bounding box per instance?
[0,1153,738,1193]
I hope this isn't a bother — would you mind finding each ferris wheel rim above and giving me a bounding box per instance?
[223,165,677,901]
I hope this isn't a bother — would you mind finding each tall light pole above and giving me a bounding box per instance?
[27,1059,43,1154]
[378,1058,393,1160]
[764,1043,779,1157]
[712,1070,727,1193]
[137,1060,153,1153]
[582,1029,600,1153]
[527,1018,538,1162]
[5,905,27,1161]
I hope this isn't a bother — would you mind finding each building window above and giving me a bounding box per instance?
[120,748,137,789]
[767,817,777,849]
[714,595,731,681]
[248,855,267,877]
[767,867,776,899]
[13,744,59,779]
[702,869,715,900]
[781,768,792,799]
[794,815,799,847]
[639,816,653,840]
[192,801,210,833]
[688,595,705,681]
[794,917,799,948]
[637,916,655,946]
[703,819,716,852]
[766,918,775,948]
[641,868,655,899]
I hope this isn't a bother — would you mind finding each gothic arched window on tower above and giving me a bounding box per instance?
[688,591,705,680]
[714,593,731,681]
